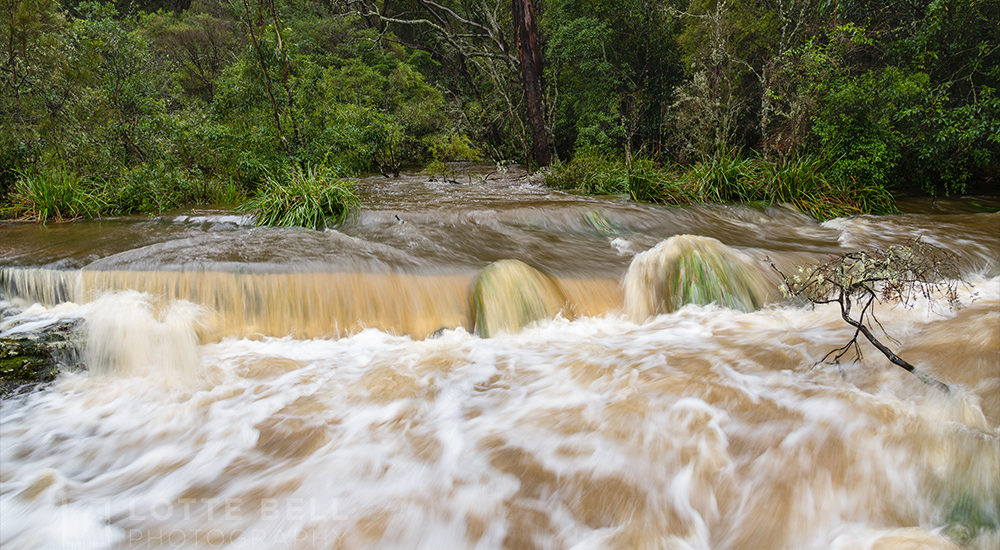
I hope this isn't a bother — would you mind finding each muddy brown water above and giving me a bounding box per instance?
[1,170,998,549]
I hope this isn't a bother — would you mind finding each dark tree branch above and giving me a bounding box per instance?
[773,239,964,393]
[838,292,950,392]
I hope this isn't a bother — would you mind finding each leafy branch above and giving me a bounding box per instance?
[775,239,966,393]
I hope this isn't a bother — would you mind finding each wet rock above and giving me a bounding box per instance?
[624,234,774,321]
[1,338,58,387]
[471,260,568,337]
[0,320,83,398]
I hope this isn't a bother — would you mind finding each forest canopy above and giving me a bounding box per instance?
[2,0,997,222]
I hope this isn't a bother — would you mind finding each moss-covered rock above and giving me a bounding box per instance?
[1,338,58,380]
[1,338,57,397]
[471,260,568,337]
[0,320,82,398]
[624,235,774,321]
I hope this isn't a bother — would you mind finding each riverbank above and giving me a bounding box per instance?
[3,156,987,231]
[546,152,902,221]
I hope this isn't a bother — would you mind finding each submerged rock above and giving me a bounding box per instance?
[624,234,773,321]
[471,260,568,337]
[583,210,624,236]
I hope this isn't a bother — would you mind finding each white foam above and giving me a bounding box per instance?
[0,278,996,549]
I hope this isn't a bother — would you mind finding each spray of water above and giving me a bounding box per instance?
[82,292,203,381]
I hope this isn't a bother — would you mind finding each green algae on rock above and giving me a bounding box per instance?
[624,235,774,321]
[471,260,568,337]
[1,320,83,398]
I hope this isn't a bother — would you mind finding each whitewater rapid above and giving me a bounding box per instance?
[1,273,997,549]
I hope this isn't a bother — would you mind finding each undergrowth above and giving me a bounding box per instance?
[546,152,898,220]
[1,163,260,222]
[2,167,106,223]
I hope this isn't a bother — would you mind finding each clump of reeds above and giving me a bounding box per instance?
[547,153,898,220]
[2,167,106,223]
[240,163,359,230]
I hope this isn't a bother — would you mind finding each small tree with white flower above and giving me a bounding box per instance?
[775,239,964,393]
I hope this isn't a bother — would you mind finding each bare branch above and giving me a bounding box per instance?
[349,0,517,67]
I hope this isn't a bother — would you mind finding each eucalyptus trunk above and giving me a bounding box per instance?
[512,0,550,167]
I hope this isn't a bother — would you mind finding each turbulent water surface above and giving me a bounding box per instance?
[1,169,998,549]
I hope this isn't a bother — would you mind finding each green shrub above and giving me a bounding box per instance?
[240,164,359,230]
[104,162,199,215]
[2,167,105,222]
[809,66,1000,197]
[546,150,629,194]
[421,134,484,181]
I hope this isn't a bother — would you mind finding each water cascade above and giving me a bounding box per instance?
[1,172,997,550]
[624,234,776,321]
[1,267,621,340]
[471,260,568,337]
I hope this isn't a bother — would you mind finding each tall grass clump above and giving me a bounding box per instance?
[676,155,758,203]
[546,152,898,220]
[623,158,697,204]
[759,156,897,219]
[2,167,106,222]
[240,164,360,230]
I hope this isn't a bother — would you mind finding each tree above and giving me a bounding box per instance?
[347,0,546,165]
[542,0,682,160]
[670,0,750,160]
[0,0,68,194]
[511,0,548,166]
[775,240,962,393]
[142,9,242,102]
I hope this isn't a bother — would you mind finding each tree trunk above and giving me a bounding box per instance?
[512,0,550,168]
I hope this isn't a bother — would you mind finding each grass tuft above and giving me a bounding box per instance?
[240,164,360,230]
[2,167,105,223]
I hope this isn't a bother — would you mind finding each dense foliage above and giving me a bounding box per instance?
[548,0,998,204]
[2,0,997,224]
[0,0,455,225]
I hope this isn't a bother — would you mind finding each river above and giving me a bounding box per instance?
[1,169,998,549]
